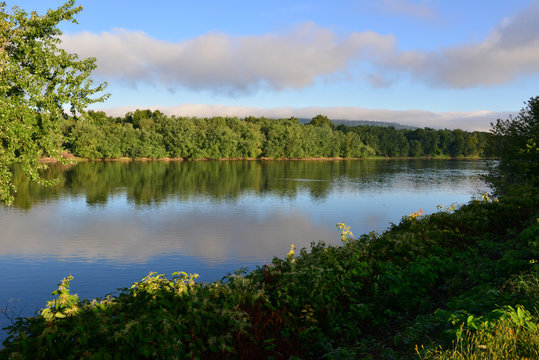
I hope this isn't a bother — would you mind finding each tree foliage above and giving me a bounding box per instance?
[309,114,334,128]
[0,0,107,204]
[62,111,490,161]
[489,96,539,193]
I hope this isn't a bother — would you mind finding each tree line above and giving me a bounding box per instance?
[61,111,491,160]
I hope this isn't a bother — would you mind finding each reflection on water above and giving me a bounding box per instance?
[0,159,489,338]
[8,159,489,208]
[0,202,334,262]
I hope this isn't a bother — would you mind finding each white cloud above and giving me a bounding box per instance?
[376,0,439,20]
[99,103,514,131]
[61,23,395,94]
[61,3,539,93]
[387,2,539,87]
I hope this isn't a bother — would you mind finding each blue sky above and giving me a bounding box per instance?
[6,0,539,130]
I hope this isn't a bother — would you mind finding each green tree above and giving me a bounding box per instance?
[408,139,423,157]
[489,96,539,193]
[0,0,108,204]
[449,129,466,157]
[309,114,334,128]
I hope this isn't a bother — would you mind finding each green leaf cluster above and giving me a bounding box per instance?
[488,96,539,193]
[61,112,377,160]
[0,0,107,204]
[348,126,490,158]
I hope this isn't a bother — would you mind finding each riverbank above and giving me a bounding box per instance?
[40,153,492,163]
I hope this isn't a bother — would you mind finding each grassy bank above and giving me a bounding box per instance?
[1,187,537,359]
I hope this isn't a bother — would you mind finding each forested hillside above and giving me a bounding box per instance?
[61,111,491,160]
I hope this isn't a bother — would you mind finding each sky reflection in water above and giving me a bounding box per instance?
[0,159,490,335]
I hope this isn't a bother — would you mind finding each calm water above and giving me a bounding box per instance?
[0,159,489,337]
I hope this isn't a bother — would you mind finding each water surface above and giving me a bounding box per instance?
[0,159,489,336]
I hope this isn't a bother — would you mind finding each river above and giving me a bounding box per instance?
[0,159,490,339]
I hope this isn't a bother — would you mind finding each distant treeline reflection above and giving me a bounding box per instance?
[9,160,487,209]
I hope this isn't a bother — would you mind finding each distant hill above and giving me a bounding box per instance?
[297,118,417,130]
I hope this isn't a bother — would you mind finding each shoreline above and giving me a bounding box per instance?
[40,154,493,164]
